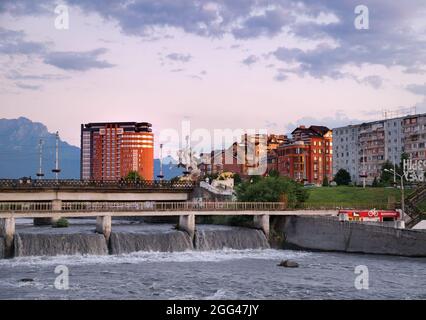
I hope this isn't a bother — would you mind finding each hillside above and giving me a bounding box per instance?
[0,117,80,179]
[305,186,403,209]
[0,117,183,180]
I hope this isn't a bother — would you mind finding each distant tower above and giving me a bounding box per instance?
[52,131,61,180]
[157,143,164,181]
[36,139,45,180]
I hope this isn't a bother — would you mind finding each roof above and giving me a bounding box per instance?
[291,125,330,137]
[309,125,330,136]
[83,122,152,128]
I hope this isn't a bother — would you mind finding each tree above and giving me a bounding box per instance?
[334,169,351,186]
[236,176,309,208]
[322,176,329,187]
[233,173,242,185]
[268,170,280,178]
[372,177,379,187]
[125,171,144,181]
[379,160,394,186]
[398,152,410,176]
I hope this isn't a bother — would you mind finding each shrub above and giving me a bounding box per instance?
[334,169,351,186]
[235,176,308,208]
[322,177,329,187]
[53,217,69,228]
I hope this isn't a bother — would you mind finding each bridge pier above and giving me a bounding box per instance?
[96,216,112,241]
[0,217,15,258]
[253,214,269,239]
[34,200,61,226]
[178,214,195,239]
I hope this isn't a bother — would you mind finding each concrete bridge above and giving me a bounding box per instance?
[0,179,196,202]
[0,201,337,256]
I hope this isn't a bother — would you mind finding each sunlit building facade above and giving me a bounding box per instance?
[80,122,154,181]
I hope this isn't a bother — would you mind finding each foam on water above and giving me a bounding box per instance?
[0,249,310,267]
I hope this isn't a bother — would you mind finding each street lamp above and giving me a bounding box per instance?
[384,168,405,223]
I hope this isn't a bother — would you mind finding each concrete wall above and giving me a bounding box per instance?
[273,216,426,257]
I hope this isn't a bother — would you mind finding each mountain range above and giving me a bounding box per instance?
[0,117,183,180]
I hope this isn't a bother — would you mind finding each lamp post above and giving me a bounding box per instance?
[384,168,405,222]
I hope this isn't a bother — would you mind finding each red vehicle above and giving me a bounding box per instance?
[338,209,400,222]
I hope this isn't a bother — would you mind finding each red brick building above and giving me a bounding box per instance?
[199,134,288,177]
[276,126,333,184]
[199,142,246,176]
[81,122,154,181]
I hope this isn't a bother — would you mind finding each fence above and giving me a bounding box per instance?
[0,201,392,213]
[0,179,196,190]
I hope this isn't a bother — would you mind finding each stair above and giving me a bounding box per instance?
[398,184,426,229]
[199,181,234,196]
[405,203,423,228]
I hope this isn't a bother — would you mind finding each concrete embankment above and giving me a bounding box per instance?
[272,216,426,257]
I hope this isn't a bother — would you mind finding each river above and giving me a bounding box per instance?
[0,219,425,300]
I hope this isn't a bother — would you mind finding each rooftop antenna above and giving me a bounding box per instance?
[36,139,45,180]
[157,143,164,181]
[52,131,61,180]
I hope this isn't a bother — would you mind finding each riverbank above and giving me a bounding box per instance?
[305,186,402,209]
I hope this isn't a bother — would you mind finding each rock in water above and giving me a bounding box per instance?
[278,260,299,268]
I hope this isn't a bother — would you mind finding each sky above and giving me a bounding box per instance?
[1,0,426,157]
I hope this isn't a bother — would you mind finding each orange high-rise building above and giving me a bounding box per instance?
[81,122,154,181]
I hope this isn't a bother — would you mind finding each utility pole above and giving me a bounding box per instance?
[393,161,396,185]
[362,148,366,188]
[52,131,61,181]
[384,168,405,225]
[36,139,44,180]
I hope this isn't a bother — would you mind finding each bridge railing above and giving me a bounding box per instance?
[61,201,288,212]
[0,201,287,212]
[0,179,196,190]
[0,202,52,211]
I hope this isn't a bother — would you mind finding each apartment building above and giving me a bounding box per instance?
[81,122,154,181]
[276,125,333,184]
[333,113,426,185]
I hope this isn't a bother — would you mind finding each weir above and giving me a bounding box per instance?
[5,223,270,257]
[14,233,109,257]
